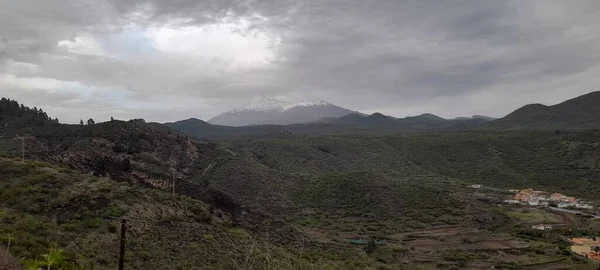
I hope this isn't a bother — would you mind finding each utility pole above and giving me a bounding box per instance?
[172,171,175,194]
[118,219,127,270]
[20,136,24,161]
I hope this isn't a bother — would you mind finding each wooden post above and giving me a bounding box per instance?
[20,137,24,161]
[118,219,126,270]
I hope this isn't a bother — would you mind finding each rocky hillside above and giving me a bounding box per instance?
[0,101,303,233]
[0,157,352,269]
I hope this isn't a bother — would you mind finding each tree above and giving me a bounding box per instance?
[6,233,14,253]
[87,118,95,125]
[42,245,66,270]
[79,119,84,125]
[110,116,114,121]
[22,258,44,270]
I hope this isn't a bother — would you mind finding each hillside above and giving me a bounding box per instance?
[5,157,588,269]
[0,101,302,225]
[227,130,600,198]
[492,91,600,128]
[0,157,358,269]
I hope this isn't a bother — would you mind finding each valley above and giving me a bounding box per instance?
[1,93,600,269]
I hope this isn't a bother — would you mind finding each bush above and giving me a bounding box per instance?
[364,239,377,254]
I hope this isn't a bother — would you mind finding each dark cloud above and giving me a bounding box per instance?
[1,0,600,123]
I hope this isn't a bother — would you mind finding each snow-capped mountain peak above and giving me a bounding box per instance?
[234,95,291,112]
[208,96,355,126]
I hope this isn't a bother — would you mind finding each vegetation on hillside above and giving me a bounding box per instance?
[227,130,600,198]
[0,157,374,269]
[0,98,59,126]
[3,96,600,269]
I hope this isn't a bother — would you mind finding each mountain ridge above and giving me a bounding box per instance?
[207,96,355,126]
[492,90,600,128]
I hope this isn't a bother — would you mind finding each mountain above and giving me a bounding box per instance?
[454,115,496,121]
[168,112,492,139]
[207,96,355,126]
[491,91,600,128]
[321,112,488,131]
[207,95,289,126]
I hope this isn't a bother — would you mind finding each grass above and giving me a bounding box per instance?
[505,208,562,223]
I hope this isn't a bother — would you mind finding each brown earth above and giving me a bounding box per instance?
[0,247,21,270]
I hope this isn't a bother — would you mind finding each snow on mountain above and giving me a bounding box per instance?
[208,96,355,126]
[233,95,291,113]
[283,100,332,110]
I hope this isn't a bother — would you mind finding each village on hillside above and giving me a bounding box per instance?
[504,188,595,209]
[469,185,600,264]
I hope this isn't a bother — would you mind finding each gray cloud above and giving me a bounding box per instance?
[1,0,600,123]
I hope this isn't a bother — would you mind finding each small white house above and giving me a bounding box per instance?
[558,202,574,208]
[532,224,553,230]
[504,200,520,204]
[576,203,594,209]
[528,198,540,206]
[469,184,483,189]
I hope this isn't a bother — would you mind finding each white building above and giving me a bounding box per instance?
[528,198,540,206]
[532,224,553,230]
[469,184,483,189]
[504,200,520,204]
[558,202,574,208]
[575,203,594,209]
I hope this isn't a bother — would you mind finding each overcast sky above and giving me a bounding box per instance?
[1,0,600,123]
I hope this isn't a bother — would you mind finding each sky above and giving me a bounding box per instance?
[1,0,600,123]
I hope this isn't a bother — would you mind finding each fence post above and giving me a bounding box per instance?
[118,219,127,270]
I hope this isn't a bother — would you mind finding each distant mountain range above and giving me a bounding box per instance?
[207,95,355,126]
[317,112,490,130]
[168,90,600,138]
[167,112,492,138]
